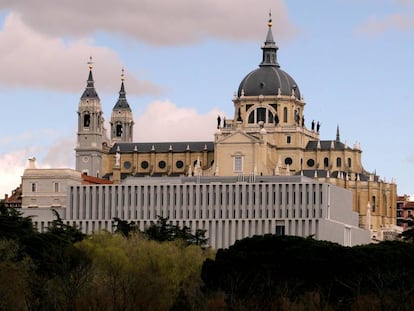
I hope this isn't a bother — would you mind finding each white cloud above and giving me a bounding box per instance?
[0,0,297,45]
[407,153,414,163]
[0,13,161,94]
[0,130,76,197]
[0,101,222,196]
[41,137,76,169]
[0,131,34,145]
[0,144,74,198]
[133,100,223,142]
[357,13,414,35]
[0,150,27,197]
[393,0,414,5]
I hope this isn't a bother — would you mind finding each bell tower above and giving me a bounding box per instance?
[75,57,104,177]
[110,69,134,143]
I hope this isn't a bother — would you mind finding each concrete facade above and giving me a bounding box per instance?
[25,174,370,248]
[22,166,82,209]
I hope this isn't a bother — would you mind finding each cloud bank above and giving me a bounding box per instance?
[0,0,297,45]
[0,100,222,196]
[0,1,299,93]
[0,13,161,94]
[356,0,414,36]
[134,100,222,142]
[0,150,27,197]
[357,13,414,35]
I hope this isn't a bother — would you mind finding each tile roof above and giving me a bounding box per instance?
[305,140,351,151]
[110,141,214,153]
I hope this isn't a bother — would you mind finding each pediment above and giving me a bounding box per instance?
[217,130,261,144]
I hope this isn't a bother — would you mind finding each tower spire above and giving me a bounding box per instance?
[113,68,130,110]
[81,56,99,99]
[111,68,134,143]
[336,124,341,142]
[260,11,279,68]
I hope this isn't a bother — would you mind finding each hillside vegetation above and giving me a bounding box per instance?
[1,203,413,310]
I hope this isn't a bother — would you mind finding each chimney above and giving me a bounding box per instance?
[28,157,36,169]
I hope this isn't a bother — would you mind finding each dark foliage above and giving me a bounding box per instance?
[202,234,414,310]
[0,203,37,249]
[170,287,192,311]
[0,206,91,310]
[3,202,414,311]
[113,217,139,237]
[143,216,208,246]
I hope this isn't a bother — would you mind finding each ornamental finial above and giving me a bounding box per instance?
[121,68,125,81]
[268,10,272,27]
[88,56,93,70]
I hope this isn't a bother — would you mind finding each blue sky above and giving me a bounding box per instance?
[0,0,413,196]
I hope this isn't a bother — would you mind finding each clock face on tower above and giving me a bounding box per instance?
[82,156,89,163]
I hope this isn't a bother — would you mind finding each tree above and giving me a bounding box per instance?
[0,239,32,311]
[47,209,86,243]
[144,216,208,246]
[77,232,214,311]
[191,229,209,247]
[22,210,90,310]
[113,217,139,237]
[144,216,176,242]
[202,235,414,310]
[0,201,37,246]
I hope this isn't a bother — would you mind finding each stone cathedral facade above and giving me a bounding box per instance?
[74,17,397,240]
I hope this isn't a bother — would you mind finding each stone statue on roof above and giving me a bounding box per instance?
[115,152,120,167]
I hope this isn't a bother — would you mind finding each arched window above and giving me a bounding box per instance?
[116,123,123,137]
[84,113,90,128]
[336,157,342,168]
[268,110,274,123]
[248,108,275,124]
[234,155,243,172]
[324,157,329,167]
[248,111,254,124]
[257,108,266,122]
[283,107,288,123]
[372,196,376,212]
[347,158,352,168]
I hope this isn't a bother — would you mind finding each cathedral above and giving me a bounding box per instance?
[74,16,396,239]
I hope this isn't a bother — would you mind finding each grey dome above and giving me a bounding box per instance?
[237,16,301,99]
[237,66,300,98]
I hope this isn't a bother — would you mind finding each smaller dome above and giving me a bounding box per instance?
[237,66,300,98]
